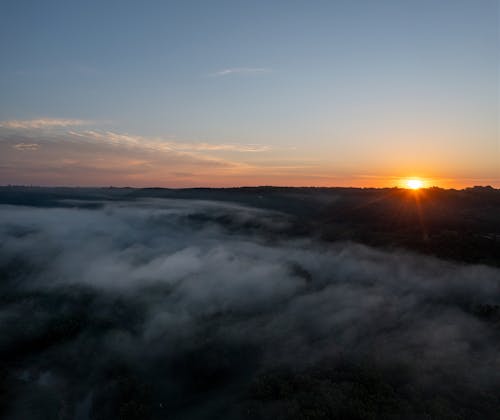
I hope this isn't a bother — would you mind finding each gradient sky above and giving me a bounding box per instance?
[0,0,498,187]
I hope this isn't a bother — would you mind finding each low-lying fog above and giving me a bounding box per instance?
[1,199,499,419]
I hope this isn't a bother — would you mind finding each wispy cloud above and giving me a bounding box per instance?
[0,118,91,129]
[0,127,261,186]
[211,67,272,77]
[12,143,39,151]
[167,141,270,153]
[0,122,280,186]
[69,130,270,153]
[0,118,271,154]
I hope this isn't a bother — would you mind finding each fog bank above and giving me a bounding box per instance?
[1,199,499,419]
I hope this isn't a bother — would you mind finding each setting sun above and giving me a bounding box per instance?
[406,179,424,189]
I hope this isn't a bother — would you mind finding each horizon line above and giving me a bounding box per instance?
[0,184,498,191]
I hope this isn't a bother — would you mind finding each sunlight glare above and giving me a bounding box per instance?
[406,179,424,189]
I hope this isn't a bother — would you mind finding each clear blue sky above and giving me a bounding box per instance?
[0,0,498,187]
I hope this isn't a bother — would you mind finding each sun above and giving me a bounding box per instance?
[406,179,424,190]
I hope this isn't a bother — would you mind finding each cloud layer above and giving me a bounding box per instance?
[0,126,270,187]
[0,198,499,418]
[0,118,91,129]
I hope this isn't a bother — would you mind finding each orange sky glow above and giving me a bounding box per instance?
[0,122,498,189]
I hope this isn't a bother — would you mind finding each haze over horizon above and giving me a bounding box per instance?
[0,0,498,188]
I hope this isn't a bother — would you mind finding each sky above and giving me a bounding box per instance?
[0,0,498,188]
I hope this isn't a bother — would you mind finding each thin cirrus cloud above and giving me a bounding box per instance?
[12,143,40,151]
[211,67,272,77]
[0,118,92,129]
[169,142,270,152]
[0,122,274,186]
[68,130,271,153]
[0,120,271,154]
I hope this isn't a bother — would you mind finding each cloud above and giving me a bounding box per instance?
[0,197,499,418]
[12,143,39,151]
[70,130,270,153]
[211,67,272,77]
[1,123,270,155]
[0,128,265,186]
[167,142,271,153]
[2,120,335,187]
[0,118,91,129]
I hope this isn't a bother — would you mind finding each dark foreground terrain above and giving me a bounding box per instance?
[0,186,499,419]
